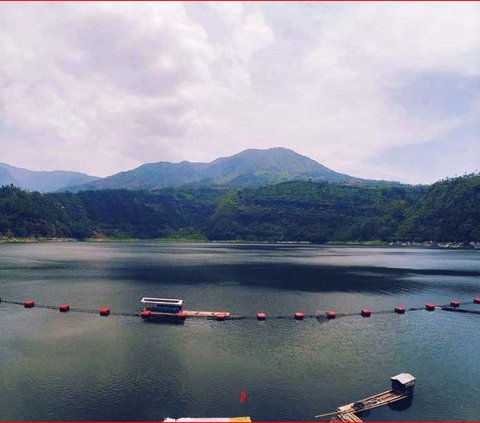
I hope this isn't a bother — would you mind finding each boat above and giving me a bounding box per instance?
[139,297,232,322]
[139,297,186,323]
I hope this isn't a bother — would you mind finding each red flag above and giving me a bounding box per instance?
[240,388,247,404]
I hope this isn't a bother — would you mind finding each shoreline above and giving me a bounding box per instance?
[0,237,478,249]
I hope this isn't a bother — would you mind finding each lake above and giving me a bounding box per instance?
[0,242,479,421]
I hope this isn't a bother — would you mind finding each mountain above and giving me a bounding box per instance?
[0,163,99,193]
[202,148,358,185]
[67,161,209,191]
[65,148,362,191]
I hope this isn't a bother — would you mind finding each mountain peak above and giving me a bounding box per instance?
[64,147,360,191]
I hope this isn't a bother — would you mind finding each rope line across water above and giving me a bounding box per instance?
[2,298,480,321]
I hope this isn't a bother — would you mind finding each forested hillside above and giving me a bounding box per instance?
[398,174,480,242]
[0,174,479,243]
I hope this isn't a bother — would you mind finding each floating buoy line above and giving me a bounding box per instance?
[2,296,480,323]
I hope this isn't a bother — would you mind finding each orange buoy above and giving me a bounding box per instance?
[177,311,187,321]
[394,306,406,314]
[450,300,460,308]
[257,312,266,321]
[474,298,480,304]
[99,307,110,316]
[140,310,152,319]
[294,311,304,320]
[216,313,226,321]
[361,308,371,317]
[59,304,70,312]
[425,303,435,311]
[325,311,336,319]
[24,300,35,308]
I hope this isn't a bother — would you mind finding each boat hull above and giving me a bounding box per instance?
[141,311,186,324]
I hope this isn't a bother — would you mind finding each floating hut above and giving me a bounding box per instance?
[390,373,416,395]
[141,297,183,313]
[140,297,184,322]
[315,373,416,422]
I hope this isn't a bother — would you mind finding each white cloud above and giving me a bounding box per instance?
[0,1,479,182]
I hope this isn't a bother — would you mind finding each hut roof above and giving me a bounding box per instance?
[391,373,416,385]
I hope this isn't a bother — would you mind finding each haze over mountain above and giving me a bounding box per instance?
[0,163,99,193]
[66,148,363,192]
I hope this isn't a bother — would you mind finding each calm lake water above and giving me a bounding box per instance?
[1,242,480,421]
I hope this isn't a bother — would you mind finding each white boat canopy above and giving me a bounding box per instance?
[141,297,183,307]
[390,373,416,387]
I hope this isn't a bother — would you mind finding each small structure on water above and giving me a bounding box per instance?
[141,297,183,313]
[390,373,416,395]
[140,297,185,322]
[315,373,416,422]
[140,297,230,322]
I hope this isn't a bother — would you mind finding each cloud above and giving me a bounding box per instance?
[0,2,479,182]
[0,2,217,173]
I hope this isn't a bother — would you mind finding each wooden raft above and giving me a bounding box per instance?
[336,412,363,422]
[317,390,408,421]
[337,389,407,415]
[184,310,231,319]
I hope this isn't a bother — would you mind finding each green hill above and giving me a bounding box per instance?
[398,174,480,242]
[1,174,478,243]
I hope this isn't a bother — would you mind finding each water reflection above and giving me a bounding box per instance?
[388,396,413,412]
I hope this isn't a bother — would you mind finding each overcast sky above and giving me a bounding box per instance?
[1,2,479,183]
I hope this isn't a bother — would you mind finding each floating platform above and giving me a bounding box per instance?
[336,389,408,415]
[184,310,231,319]
[316,373,415,422]
[336,412,363,422]
[142,310,231,321]
[140,297,230,321]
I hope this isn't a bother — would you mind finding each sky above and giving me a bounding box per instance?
[0,2,479,184]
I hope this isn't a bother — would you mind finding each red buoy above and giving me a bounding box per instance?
[450,300,460,308]
[99,307,110,316]
[216,313,226,321]
[425,303,435,311]
[325,311,336,319]
[361,308,371,317]
[59,304,70,312]
[474,298,480,304]
[24,300,35,308]
[177,311,187,321]
[294,312,304,320]
[140,310,152,319]
[257,312,266,321]
[394,306,406,314]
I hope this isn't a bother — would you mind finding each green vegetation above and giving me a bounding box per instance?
[0,174,479,243]
[398,174,480,242]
